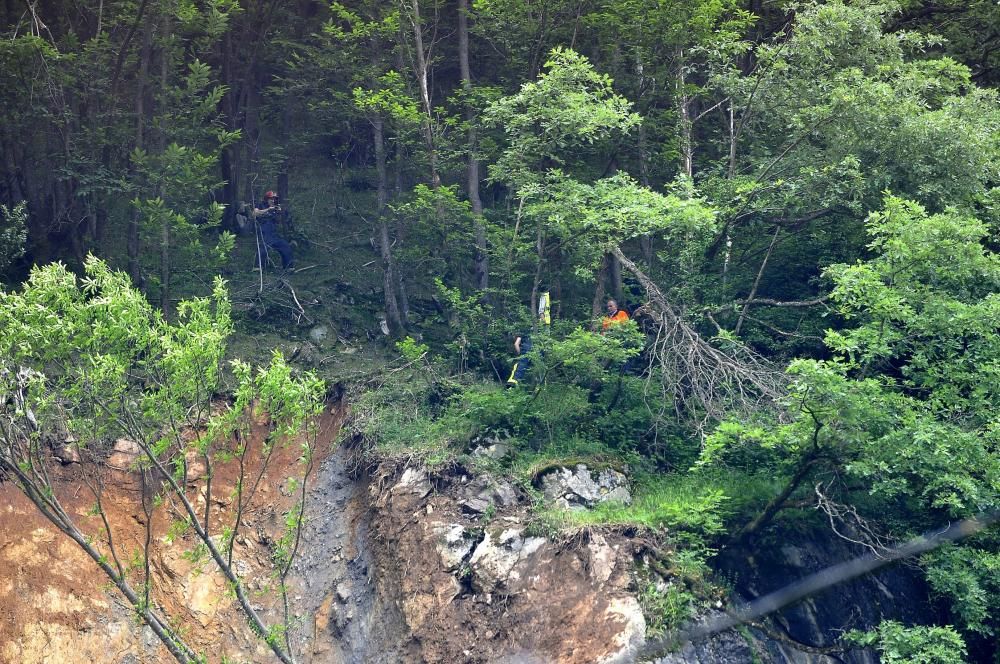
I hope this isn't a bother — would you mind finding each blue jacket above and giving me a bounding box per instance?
[255,202,284,238]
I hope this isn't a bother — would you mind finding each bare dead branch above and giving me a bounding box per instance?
[612,248,786,431]
[738,312,825,342]
[814,482,893,558]
[746,620,849,656]
[735,224,781,335]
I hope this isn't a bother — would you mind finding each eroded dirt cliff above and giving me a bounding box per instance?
[360,464,646,663]
[1,405,345,663]
[1,407,648,664]
[2,406,934,664]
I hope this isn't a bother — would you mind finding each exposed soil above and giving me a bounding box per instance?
[363,465,647,664]
[5,401,925,664]
[0,403,347,663]
[284,445,416,663]
[1,404,652,664]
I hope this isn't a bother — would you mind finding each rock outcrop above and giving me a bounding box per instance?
[468,527,546,592]
[540,464,632,509]
[368,464,647,663]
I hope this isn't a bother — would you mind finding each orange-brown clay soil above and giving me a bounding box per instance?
[2,404,653,664]
[0,404,343,664]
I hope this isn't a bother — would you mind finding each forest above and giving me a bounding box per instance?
[1,0,999,662]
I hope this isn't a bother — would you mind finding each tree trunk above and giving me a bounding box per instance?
[734,225,781,335]
[458,0,489,292]
[160,214,170,313]
[727,101,738,179]
[722,101,737,290]
[128,22,152,284]
[1,131,26,203]
[277,76,293,203]
[393,45,407,198]
[609,251,623,302]
[591,254,608,319]
[277,170,289,204]
[393,142,404,197]
[677,48,693,179]
[243,80,261,202]
[16,135,50,262]
[407,0,440,188]
[158,13,171,315]
[220,30,240,229]
[96,0,149,257]
[93,205,107,253]
[530,226,545,329]
[374,115,405,335]
[636,49,654,269]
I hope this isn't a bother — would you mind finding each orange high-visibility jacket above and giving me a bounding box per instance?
[602,309,629,331]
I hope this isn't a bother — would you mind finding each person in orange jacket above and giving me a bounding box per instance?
[601,298,629,332]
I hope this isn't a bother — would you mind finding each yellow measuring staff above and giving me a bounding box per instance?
[538,291,551,325]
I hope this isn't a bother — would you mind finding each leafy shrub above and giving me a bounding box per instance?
[355,323,657,464]
[639,582,698,636]
[396,336,430,362]
[846,621,967,664]
[924,542,1000,638]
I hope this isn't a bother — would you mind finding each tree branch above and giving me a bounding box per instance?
[612,248,785,430]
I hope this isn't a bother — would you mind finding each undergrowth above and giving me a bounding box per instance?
[348,336,806,640]
[532,473,730,534]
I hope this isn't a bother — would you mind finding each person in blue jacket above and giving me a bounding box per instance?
[253,190,294,270]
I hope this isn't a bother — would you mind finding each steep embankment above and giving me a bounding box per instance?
[654,536,933,664]
[325,458,934,664]
[0,410,646,663]
[359,463,647,663]
[2,402,937,664]
[285,445,416,662]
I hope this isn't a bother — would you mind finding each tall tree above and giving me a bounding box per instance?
[483,47,640,316]
[458,0,489,292]
[305,1,415,334]
[402,0,441,188]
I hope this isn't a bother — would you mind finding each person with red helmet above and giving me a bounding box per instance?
[253,190,294,269]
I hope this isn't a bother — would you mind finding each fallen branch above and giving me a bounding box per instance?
[814,481,894,558]
[727,296,829,310]
[746,620,849,656]
[737,312,824,342]
[640,510,1000,661]
[231,275,315,325]
[279,277,312,325]
[612,248,786,430]
[735,224,781,334]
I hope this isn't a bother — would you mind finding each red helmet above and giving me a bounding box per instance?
[264,190,278,200]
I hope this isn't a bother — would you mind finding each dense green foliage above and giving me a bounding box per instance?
[848,621,968,664]
[2,0,999,660]
[0,258,325,662]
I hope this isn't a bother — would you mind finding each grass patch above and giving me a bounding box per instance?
[534,472,731,535]
[350,362,478,467]
[639,581,698,636]
[634,528,724,635]
[356,406,474,467]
